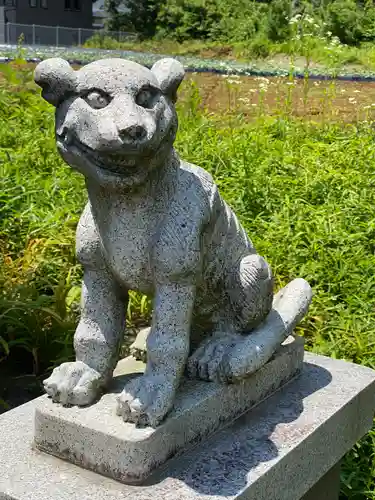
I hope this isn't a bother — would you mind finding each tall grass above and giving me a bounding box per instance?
[1,62,375,496]
[0,62,151,376]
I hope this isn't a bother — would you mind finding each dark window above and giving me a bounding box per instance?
[5,0,16,6]
[65,0,81,10]
[29,0,37,6]
[41,0,47,8]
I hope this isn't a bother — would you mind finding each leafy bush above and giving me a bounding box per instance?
[105,0,160,38]
[266,0,292,42]
[84,33,122,50]
[248,34,273,58]
[156,0,221,42]
[210,0,268,42]
[327,0,366,45]
[103,0,375,47]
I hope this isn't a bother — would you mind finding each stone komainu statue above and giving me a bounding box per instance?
[34,57,312,428]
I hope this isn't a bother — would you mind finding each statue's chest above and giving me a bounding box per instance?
[95,204,159,292]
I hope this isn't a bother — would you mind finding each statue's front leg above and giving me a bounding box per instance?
[117,282,195,427]
[44,266,127,406]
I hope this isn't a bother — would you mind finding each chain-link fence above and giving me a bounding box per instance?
[4,22,137,47]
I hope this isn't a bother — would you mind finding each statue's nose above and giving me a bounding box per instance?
[119,125,147,143]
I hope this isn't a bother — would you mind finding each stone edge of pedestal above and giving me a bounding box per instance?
[236,354,375,500]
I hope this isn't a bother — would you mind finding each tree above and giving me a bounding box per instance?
[105,0,161,38]
[157,0,221,42]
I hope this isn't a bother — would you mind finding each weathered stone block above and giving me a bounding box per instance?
[1,352,375,500]
[34,336,304,484]
[301,462,341,500]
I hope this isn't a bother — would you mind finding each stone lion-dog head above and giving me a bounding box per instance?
[34,57,185,190]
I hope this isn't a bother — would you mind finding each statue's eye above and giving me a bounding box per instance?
[83,90,110,109]
[136,87,159,109]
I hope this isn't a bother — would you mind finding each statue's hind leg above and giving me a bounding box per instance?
[216,278,312,382]
[187,276,312,383]
[228,253,274,332]
[187,253,274,382]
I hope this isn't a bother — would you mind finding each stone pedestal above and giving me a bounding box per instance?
[33,337,304,484]
[301,462,341,500]
[0,351,375,500]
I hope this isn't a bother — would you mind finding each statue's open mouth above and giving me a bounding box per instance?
[57,134,151,175]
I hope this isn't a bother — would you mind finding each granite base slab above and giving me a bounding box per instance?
[1,352,375,500]
[34,336,304,484]
[301,461,341,500]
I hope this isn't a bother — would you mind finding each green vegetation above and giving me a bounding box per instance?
[2,61,375,496]
[84,32,375,74]
[105,0,375,45]
[85,1,375,74]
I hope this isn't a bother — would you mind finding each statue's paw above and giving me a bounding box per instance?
[116,375,175,428]
[215,343,270,383]
[43,361,104,406]
[215,353,237,383]
[187,335,241,382]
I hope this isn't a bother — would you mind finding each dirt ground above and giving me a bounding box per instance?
[185,72,375,122]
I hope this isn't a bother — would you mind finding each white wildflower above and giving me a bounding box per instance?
[289,14,301,25]
[256,76,270,83]
[330,36,341,46]
[304,15,315,24]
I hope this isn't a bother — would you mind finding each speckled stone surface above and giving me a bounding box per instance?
[34,56,312,427]
[34,337,304,484]
[301,462,341,500]
[1,352,375,500]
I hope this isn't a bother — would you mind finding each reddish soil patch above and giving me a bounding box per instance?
[184,72,375,122]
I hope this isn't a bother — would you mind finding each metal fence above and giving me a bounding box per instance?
[3,22,137,47]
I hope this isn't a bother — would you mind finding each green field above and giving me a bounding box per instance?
[1,61,375,497]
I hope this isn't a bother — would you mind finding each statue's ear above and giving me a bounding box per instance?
[34,58,77,107]
[151,58,185,103]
